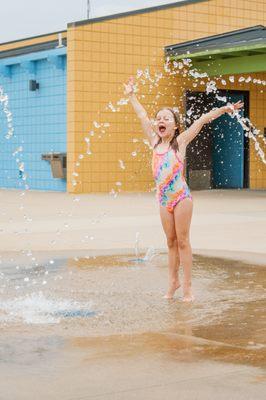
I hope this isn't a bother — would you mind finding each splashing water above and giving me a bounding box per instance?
[134,232,141,258]
[236,116,266,163]
[180,64,266,164]
[131,231,158,263]
[118,159,125,170]
[0,85,31,181]
[142,246,158,262]
[0,85,39,270]
[69,56,266,193]
[0,85,14,140]
[0,291,95,324]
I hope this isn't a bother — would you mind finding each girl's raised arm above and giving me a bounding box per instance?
[124,77,158,147]
[179,101,244,147]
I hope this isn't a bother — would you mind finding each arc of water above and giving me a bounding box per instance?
[71,59,266,192]
[0,85,42,281]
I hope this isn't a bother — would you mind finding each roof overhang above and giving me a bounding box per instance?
[165,25,266,76]
[0,32,67,60]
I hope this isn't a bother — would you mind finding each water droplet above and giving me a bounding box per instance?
[118,160,125,169]
[93,121,101,128]
[108,102,117,112]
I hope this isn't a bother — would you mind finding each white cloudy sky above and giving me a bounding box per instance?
[0,0,182,43]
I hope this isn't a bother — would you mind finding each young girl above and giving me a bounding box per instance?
[124,76,243,302]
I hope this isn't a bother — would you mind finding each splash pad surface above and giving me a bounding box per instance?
[0,251,265,400]
[0,189,265,399]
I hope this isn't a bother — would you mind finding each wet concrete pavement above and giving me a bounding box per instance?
[0,253,265,399]
[1,333,265,400]
[0,189,265,398]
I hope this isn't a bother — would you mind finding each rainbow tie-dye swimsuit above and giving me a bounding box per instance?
[152,147,192,213]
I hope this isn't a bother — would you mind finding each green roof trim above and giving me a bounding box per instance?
[169,42,266,61]
[193,53,266,76]
[166,25,266,76]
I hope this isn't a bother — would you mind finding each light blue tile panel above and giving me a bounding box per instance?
[0,47,67,191]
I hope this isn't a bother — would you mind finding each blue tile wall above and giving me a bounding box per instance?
[0,48,67,191]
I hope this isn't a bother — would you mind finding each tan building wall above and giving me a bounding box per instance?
[67,0,266,194]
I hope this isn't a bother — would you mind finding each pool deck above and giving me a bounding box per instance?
[0,188,265,266]
[0,188,266,400]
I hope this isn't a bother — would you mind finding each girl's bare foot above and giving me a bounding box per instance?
[163,281,181,299]
[182,294,195,302]
[183,283,195,303]
[182,286,194,302]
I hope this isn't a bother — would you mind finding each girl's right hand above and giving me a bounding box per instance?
[224,100,244,114]
[123,76,135,96]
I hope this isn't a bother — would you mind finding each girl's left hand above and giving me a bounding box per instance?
[224,100,244,114]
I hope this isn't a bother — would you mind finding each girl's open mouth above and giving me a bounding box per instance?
[159,125,166,133]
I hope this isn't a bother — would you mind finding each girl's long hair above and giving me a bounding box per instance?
[153,107,180,151]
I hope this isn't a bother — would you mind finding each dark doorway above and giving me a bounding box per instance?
[185,90,249,189]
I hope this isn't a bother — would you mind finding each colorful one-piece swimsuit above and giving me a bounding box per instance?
[152,147,192,213]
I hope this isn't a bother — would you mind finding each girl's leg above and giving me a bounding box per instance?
[173,198,194,302]
[159,205,181,299]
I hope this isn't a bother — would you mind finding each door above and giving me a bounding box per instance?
[211,92,246,189]
[185,91,214,189]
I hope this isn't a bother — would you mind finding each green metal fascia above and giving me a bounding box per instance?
[193,53,266,76]
[169,42,266,61]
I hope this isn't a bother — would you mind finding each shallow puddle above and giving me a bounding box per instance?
[0,254,265,341]
[0,253,265,399]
